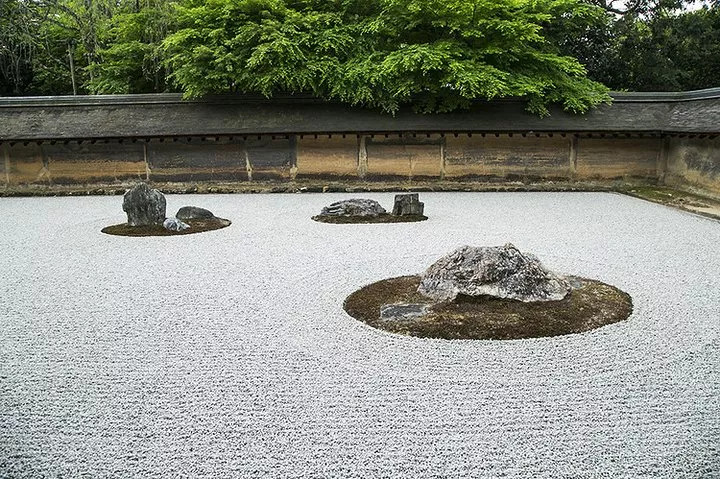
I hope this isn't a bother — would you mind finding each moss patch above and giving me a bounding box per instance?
[344,275,632,340]
[101,217,231,237]
[312,214,428,224]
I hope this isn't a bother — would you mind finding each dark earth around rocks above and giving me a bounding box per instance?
[380,303,431,321]
[344,275,633,340]
[105,183,230,236]
[345,244,631,340]
[312,213,428,224]
[313,196,428,224]
[102,217,231,237]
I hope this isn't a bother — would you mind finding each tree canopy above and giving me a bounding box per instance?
[160,0,612,114]
[1,0,719,115]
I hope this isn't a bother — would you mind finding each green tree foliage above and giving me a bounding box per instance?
[338,0,613,114]
[163,0,611,115]
[0,0,175,95]
[163,0,349,99]
[606,7,720,91]
[552,3,720,92]
[2,0,719,115]
[0,0,40,95]
[87,1,178,94]
[585,0,685,15]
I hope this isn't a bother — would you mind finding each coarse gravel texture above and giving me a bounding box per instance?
[0,192,719,478]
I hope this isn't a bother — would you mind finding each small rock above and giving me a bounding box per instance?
[392,193,424,216]
[122,183,166,226]
[418,243,570,303]
[380,303,431,321]
[163,217,190,232]
[565,276,585,289]
[320,199,386,217]
[176,206,215,220]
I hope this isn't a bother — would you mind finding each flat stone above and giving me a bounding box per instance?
[163,217,190,232]
[380,303,431,321]
[320,199,386,217]
[392,193,424,216]
[565,276,586,289]
[176,206,215,220]
[122,183,166,227]
[418,243,570,303]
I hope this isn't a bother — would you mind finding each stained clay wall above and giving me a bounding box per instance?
[665,137,720,196]
[2,137,297,185]
[1,133,670,185]
[444,135,572,180]
[3,133,719,195]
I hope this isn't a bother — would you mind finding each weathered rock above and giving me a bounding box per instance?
[418,244,570,303]
[380,303,431,321]
[122,183,166,227]
[320,199,386,217]
[176,206,215,220]
[163,217,190,232]
[392,193,424,216]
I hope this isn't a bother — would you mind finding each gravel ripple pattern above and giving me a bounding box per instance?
[0,192,719,478]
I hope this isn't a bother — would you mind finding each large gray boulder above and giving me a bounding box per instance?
[122,183,166,227]
[418,244,570,303]
[176,206,215,220]
[320,199,386,217]
[392,193,424,216]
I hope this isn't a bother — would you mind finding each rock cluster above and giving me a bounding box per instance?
[392,193,424,216]
[109,185,229,236]
[418,243,570,303]
[320,199,387,217]
[122,183,166,226]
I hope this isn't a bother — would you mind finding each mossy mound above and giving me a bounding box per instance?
[344,275,632,340]
[312,214,428,224]
[101,217,231,237]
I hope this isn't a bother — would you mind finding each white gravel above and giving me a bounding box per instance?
[0,192,718,478]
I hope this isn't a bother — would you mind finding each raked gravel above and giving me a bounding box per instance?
[0,192,718,478]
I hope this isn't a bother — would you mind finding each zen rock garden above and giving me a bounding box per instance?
[4,191,717,477]
[101,183,231,236]
[103,186,632,340]
[312,193,428,224]
[344,243,632,340]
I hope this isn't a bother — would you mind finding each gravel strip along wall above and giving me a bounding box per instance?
[0,192,718,477]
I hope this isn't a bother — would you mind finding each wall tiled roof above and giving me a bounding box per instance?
[1,88,718,141]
